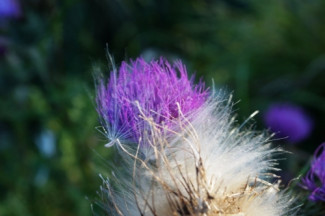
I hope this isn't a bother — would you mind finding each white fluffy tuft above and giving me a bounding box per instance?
[97,94,297,216]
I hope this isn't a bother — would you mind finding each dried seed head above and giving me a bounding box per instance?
[98,97,296,216]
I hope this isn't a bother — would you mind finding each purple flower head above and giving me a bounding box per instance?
[0,0,21,19]
[302,143,325,202]
[264,103,313,143]
[96,57,208,147]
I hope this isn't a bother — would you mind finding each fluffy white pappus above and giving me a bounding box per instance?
[97,94,297,216]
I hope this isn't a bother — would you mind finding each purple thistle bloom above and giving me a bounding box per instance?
[96,57,208,147]
[302,143,325,202]
[0,0,21,19]
[264,103,313,143]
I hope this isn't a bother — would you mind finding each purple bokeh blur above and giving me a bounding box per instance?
[0,37,8,57]
[0,0,21,19]
[264,103,313,143]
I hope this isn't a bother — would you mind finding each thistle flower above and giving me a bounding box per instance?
[94,55,296,215]
[302,143,325,202]
[264,103,313,143]
[96,57,207,147]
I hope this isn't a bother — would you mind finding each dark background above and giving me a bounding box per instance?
[1,0,325,215]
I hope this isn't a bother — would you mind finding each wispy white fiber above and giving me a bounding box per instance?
[97,94,297,216]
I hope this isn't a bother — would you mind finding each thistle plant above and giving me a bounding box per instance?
[302,143,325,202]
[94,55,297,215]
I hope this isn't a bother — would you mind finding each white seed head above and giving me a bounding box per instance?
[97,94,297,216]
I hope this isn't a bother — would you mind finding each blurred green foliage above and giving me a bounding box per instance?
[1,0,325,215]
